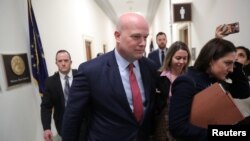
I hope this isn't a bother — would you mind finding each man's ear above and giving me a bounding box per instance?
[114,31,121,41]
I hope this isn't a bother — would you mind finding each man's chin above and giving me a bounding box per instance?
[136,54,144,59]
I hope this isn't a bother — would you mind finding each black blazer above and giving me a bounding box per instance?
[41,69,77,136]
[155,71,171,114]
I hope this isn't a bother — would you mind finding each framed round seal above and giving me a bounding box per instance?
[11,55,25,75]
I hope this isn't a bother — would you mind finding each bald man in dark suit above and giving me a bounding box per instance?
[62,13,158,141]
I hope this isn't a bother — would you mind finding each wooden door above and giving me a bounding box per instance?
[85,40,92,61]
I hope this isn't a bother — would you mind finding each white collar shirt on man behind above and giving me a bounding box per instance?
[59,69,73,92]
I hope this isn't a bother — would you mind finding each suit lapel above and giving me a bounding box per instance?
[153,50,161,68]
[106,51,132,113]
[54,73,65,108]
[138,59,151,108]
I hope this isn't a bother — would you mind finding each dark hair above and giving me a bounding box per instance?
[159,41,191,72]
[236,46,250,61]
[194,38,236,71]
[156,32,166,39]
[56,49,71,60]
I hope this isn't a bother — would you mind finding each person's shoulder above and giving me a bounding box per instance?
[72,69,78,76]
[72,69,77,73]
[174,73,194,84]
[141,56,156,64]
[140,57,158,71]
[174,67,197,85]
[78,51,113,71]
[48,71,59,78]
[148,49,158,56]
[45,72,59,83]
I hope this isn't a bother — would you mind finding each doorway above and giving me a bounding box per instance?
[179,25,189,46]
[85,40,92,61]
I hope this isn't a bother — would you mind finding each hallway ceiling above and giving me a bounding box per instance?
[94,0,161,25]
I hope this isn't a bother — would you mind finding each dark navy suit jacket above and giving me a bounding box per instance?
[148,48,167,69]
[62,50,157,141]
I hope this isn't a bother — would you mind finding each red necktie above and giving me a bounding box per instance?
[128,63,143,122]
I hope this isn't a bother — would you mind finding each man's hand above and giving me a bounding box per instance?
[44,129,53,141]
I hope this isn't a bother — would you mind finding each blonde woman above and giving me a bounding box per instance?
[153,41,191,141]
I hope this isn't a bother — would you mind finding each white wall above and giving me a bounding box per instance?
[0,0,43,141]
[32,0,115,75]
[191,0,250,54]
[152,0,250,56]
[149,0,172,53]
[0,0,115,141]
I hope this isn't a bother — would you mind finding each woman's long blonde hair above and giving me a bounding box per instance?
[159,41,191,73]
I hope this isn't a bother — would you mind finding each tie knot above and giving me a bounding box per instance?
[161,50,164,54]
[65,75,69,80]
[128,63,134,70]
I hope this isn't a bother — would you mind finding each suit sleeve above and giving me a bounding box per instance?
[41,78,53,130]
[154,73,169,115]
[62,64,90,141]
[169,76,207,141]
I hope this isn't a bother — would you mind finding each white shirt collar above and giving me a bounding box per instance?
[59,69,73,79]
[115,49,139,71]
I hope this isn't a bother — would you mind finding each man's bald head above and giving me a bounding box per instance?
[114,12,149,62]
[116,12,149,32]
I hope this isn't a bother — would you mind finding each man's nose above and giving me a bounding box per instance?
[139,38,147,46]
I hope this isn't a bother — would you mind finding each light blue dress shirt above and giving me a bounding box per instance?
[114,49,145,112]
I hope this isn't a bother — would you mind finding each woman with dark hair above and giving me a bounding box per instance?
[215,25,250,83]
[154,41,191,141]
[168,38,250,141]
